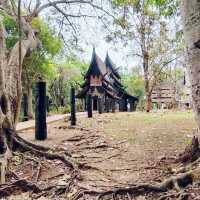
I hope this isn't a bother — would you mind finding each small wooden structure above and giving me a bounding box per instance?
[76,48,138,115]
[152,83,177,109]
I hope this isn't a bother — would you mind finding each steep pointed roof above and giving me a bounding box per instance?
[85,48,107,79]
[105,53,138,102]
[105,52,121,79]
[77,49,139,102]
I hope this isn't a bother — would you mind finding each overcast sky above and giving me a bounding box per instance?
[31,0,140,73]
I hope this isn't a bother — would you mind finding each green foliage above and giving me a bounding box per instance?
[49,56,88,108]
[112,0,178,16]
[23,18,62,83]
[122,75,144,100]
[31,18,62,56]
[148,0,179,16]
[61,56,88,87]
[2,14,18,49]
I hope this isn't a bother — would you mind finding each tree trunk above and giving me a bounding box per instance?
[0,7,38,153]
[181,0,200,129]
[146,94,152,113]
[27,83,34,119]
[0,18,13,153]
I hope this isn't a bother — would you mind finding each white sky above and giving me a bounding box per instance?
[35,0,139,73]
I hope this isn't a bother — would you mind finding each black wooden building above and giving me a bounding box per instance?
[76,48,138,114]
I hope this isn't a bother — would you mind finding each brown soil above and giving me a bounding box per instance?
[2,111,198,200]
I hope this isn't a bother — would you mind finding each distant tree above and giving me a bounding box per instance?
[110,0,182,112]
[121,67,144,108]
[49,57,88,109]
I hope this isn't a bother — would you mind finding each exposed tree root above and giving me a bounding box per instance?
[14,133,50,152]
[178,136,200,163]
[0,171,41,198]
[12,133,77,170]
[3,128,200,199]
[80,170,195,200]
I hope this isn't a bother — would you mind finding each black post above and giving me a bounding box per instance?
[23,93,28,121]
[46,96,50,113]
[35,81,47,140]
[111,99,116,113]
[98,97,103,114]
[87,94,92,118]
[70,88,76,126]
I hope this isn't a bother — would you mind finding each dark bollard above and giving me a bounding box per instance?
[111,99,116,113]
[23,93,28,121]
[70,88,76,126]
[35,81,47,140]
[46,96,50,113]
[87,94,92,118]
[98,97,103,114]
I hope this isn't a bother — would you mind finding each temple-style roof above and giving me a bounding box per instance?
[76,48,119,99]
[76,48,138,102]
[105,53,121,79]
[85,48,108,79]
[105,53,138,101]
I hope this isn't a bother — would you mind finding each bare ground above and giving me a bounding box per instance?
[2,111,199,200]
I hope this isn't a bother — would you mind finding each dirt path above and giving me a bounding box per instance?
[7,111,196,199]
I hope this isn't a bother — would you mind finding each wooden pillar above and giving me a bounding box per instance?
[111,99,116,113]
[70,88,76,126]
[105,97,110,113]
[98,97,103,114]
[23,93,28,121]
[87,94,92,118]
[35,81,47,140]
[129,101,134,112]
[119,99,123,111]
[124,99,128,112]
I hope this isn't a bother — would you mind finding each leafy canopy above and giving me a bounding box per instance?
[31,18,62,56]
[112,0,178,16]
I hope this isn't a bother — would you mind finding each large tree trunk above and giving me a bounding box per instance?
[181,0,200,129]
[146,94,152,112]
[143,52,151,112]
[0,6,38,150]
[0,17,13,153]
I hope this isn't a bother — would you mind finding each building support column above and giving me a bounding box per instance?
[87,94,92,118]
[98,97,103,114]
[105,97,110,113]
[111,99,116,113]
[129,101,134,112]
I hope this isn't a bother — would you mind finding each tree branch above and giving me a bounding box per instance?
[34,0,114,19]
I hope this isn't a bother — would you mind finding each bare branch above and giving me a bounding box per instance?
[50,2,78,43]
[34,0,114,19]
